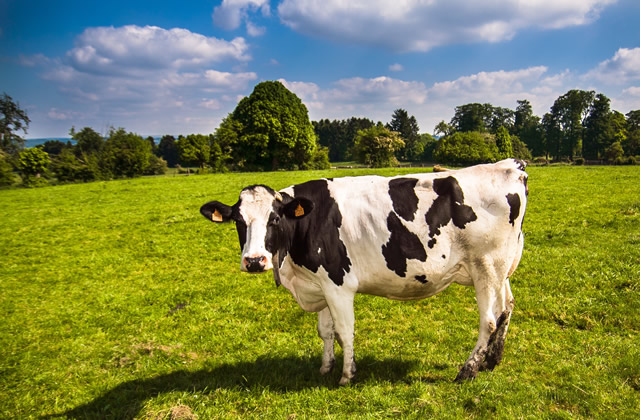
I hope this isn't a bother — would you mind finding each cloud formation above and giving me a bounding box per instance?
[213,0,270,36]
[28,25,256,134]
[277,0,616,51]
[65,25,250,76]
[584,47,640,84]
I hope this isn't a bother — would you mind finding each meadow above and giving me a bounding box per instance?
[1,165,639,419]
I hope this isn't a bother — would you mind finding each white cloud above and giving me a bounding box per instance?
[277,0,616,52]
[584,47,640,85]
[64,25,249,77]
[389,63,403,72]
[204,70,258,90]
[47,108,74,121]
[213,0,271,36]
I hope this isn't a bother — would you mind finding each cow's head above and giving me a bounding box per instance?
[200,185,313,273]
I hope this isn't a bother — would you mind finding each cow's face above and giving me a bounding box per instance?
[201,185,313,273]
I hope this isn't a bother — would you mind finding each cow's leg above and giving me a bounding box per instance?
[324,291,356,386]
[480,279,514,372]
[456,262,512,382]
[317,307,335,375]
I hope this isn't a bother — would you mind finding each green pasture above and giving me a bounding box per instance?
[1,166,639,418]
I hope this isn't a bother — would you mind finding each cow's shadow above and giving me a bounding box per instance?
[52,354,429,419]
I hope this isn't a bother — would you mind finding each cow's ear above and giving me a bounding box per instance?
[200,201,233,223]
[282,197,314,219]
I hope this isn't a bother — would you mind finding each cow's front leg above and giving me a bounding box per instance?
[317,307,335,375]
[324,290,356,386]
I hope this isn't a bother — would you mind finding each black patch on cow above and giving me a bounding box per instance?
[382,212,427,277]
[506,193,521,227]
[425,176,478,248]
[279,179,351,286]
[389,178,419,222]
[414,274,428,284]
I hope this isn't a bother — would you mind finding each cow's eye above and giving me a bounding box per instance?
[270,215,281,226]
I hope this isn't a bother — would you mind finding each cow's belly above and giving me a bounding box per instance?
[355,261,472,301]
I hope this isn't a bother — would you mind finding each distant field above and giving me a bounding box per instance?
[1,166,639,418]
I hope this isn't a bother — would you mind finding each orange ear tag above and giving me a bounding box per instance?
[294,204,305,217]
[212,209,223,222]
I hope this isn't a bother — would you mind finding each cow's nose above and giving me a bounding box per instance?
[244,256,267,273]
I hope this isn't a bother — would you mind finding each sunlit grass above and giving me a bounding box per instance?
[1,166,639,418]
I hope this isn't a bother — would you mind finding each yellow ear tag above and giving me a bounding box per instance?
[212,209,223,222]
[294,203,305,217]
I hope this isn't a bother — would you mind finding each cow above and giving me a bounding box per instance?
[200,159,528,385]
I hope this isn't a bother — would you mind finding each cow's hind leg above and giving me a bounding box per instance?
[317,307,335,375]
[456,264,514,382]
[480,279,514,372]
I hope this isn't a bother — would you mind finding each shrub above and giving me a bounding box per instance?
[434,131,498,165]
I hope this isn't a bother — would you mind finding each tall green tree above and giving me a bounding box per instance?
[0,93,30,156]
[221,81,321,171]
[157,135,179,167]
[542,112,562,160]
[550,89,595,159]
[177,134,210,169]
[495,126,513,159]
[386,109,420,160]
[514,100,544,157]
[451,103,491,133]
[583,93,613,159]
[625,110,640,156]
[353,124,404,168]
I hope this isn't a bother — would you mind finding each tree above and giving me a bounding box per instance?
[434,120,454,137]
[221,81,321,171]
[353,124,404,168]
[177,134,210,169]
[157,135,179,167]
[542,112,562,161]
[387,109,420,160]
[0,150,16,186]
[451,103,490,133]
[19,147,50,182]
[549,89,595,159]
[1,93,31,155]
[495,126,513,159]
[625,110,640,156]
[583,93,614,159]
[101,128,152,178]
[71,127,104,156]
[605,141,624,163]
[513,99,544,157]
[434,131,498,165]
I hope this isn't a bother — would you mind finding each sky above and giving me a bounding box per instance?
[1,0,639,139]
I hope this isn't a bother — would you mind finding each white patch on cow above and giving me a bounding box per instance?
[317,248,321,254]
[238,186,275,270]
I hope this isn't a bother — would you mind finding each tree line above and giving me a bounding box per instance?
[2,84,639,187]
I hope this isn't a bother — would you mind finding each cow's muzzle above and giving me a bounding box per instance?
[243,256,269,273]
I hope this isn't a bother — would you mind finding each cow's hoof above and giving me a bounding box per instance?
[338,375,353,386]
[454,364,478,383]
[319,360,335,376]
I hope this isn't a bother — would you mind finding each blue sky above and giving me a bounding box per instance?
[1,0,639,138]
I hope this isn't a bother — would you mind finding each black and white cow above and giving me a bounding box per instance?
[200,159,528,384]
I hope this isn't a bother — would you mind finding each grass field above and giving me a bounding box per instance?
[1,165,639,419]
